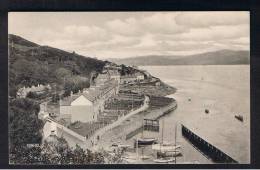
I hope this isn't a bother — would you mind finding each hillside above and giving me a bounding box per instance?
[109,50,250,66]
[8,34,106,96]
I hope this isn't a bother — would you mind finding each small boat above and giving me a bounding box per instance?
[118,144,131,149]
[157,150,182,157]
[235,115,244,122]
[152,143,181,152]
[205,109,209,114]
[140,155,150,160]
[122,157,140,163]
[135,138,157,145]
[153,158,175,163]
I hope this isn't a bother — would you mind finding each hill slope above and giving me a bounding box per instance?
[8,34,106,96]
[109,50,250,66]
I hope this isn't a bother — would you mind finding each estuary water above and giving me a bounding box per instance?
[139,65,250,164]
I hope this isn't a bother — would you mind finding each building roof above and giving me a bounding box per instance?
[96,73,110,80]
[60,79,118,106]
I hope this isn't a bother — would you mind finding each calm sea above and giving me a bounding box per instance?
[137,65,250,164]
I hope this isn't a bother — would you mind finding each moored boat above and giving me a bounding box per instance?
[152,143,181,152]
[157,150,182,157]
[153,158,175,163]
[135,138,157,145]
[235,114,243,122]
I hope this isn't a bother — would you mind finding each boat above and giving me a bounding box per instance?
[118,144,131,148]
[111,143,131,148]
[135,116,157,146]
[152,119,182,152]
[235,114,243,122]
[122,156,140,163]
[140,155,150,160]
[135,138,157,145]
[157,150,182,157]
[153,158,175,163]
[152,143,181,152]
[154,121,182,164]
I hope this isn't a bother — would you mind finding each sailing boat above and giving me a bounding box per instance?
[152,119,181,151]
[153,122,182,161]
[135,118,157,145]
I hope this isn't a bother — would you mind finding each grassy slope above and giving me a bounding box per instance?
[8,34,106,96]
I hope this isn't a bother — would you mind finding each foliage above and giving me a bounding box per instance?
[9,98,43,147]
[63,76,89,97]
[120,64,137,75]
[26,91,49,100]
[9,34,105,97]
[9,98,44,164]
[10,135,107,165]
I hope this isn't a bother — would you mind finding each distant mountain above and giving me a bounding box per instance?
[109,50,250,66]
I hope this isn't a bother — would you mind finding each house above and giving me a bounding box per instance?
[42,117,87,149]
[95,70,121,85]
[135,72,145,80]
[120,72,145,84]
[103,62,121,70]
[60,79,119,123]
[120,74,138,84]
[59,93,97,123]
[107,70,121,83]
[140,69,152,79]
[95,73,110,85]
[16,84,51,98]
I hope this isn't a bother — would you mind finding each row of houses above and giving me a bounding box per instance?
[95,70,146,85]
[59,79,119,123]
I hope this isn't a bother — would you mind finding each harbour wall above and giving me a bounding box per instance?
[181,124,238,163]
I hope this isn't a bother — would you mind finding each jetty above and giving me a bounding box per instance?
[125,100,177,140]
[181,124,238,163]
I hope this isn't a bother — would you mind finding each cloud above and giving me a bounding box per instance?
[106,18,141,36]
[9,12,250,59]
[175,12,249,28]
[106,13,188,36]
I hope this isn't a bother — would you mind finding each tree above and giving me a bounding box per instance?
[9,98,43,151]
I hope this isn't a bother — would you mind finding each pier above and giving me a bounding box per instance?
[125,101,177,140]
[143,119,159,132]
[181,124,238,163]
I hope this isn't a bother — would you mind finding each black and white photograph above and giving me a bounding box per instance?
[8,12,250,165]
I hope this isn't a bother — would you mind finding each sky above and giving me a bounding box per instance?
[9,12,249,59]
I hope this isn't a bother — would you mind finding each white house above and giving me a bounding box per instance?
[60,94,97,123]
[42,117,87,149]
[135,72,145,80]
